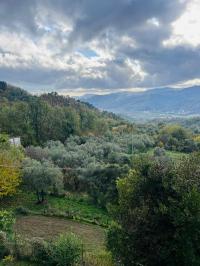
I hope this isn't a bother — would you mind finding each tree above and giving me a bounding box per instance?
[107,154,200,266]
[84,164,129,208]
[22,159,63,203]
[0,139,22,198]
[158,124,197,153]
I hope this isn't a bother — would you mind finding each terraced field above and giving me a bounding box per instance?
[15,215,106,251]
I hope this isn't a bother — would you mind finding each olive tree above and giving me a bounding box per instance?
[22,159,63,203]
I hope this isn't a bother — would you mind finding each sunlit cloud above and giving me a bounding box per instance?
[164,0,200,47]
[172,78,200,88]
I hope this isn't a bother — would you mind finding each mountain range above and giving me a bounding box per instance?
[81,87,200,120]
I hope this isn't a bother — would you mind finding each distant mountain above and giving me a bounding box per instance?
[81,87,200,120]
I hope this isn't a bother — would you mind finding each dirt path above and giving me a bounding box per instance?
[15,215,106,251]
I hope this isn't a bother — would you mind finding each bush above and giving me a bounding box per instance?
[15,206,30,216]
[0,211,15,238]
[31,237,51,265]
[2,255,15,265]
[0,231,10,260]
[51,233,81,266]
[106,222,123,263]
[30,233,81,266]
[13,235,33,260]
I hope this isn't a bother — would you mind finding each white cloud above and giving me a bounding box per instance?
[125,59,147,81]
[172,78,200,88]
[163,0,200,47]
[0,0,199,95]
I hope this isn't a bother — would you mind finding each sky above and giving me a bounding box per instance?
[0,0,200,96]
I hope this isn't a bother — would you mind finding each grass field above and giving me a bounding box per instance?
[145,148,187,160]
[15,215,106,251]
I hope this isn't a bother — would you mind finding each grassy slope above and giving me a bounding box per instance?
[1,192,111,226]
[0,192,113,265]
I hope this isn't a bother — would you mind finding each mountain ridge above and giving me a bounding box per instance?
[81,86,200,120]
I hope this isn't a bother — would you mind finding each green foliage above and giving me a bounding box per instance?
[0,231,9,260]
[5,83,200,266]
[0,86,122,146]
[0,134,9,149]
[1,255,15,265]
[50,233,81,266]
[106,222,123,261]
[22,159,63,203]
[108,154,200,266]
[158,124,197,152]
[31,238,51,265]
[84,164,129,208]
[1,191,111,227]
[0,211,15,261]
[24,136,131,208]
[31,233,81,266]
[0,211,15,237]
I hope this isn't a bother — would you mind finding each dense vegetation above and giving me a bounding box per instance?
[107,154,200,265]
[0,81,121,146]
[2,82,200,265]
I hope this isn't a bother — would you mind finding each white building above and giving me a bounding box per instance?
[9,137,21,146]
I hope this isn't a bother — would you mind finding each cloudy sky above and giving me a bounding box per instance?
[0,0,200,96]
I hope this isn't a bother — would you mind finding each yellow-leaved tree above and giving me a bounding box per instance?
[0,135,23,198]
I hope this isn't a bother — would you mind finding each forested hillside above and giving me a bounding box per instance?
[0,81,123,146]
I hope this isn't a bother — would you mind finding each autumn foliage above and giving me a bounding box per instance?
[0,136,22,198]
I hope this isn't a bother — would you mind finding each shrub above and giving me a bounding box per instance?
[0,211,15,238]
[0,231,10,260]
[106,222,123,262]
[31,237,51,265]
[30,233,81,266]
[15,206,30,216]
[51,233,81,266]
[2,255,14,265]
[13,235,33,260]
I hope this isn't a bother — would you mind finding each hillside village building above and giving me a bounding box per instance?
[9,137,21,146]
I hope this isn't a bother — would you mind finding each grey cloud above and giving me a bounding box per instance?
[0,0,199,94]
[0,0,37,34]
[68,0,186,44]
